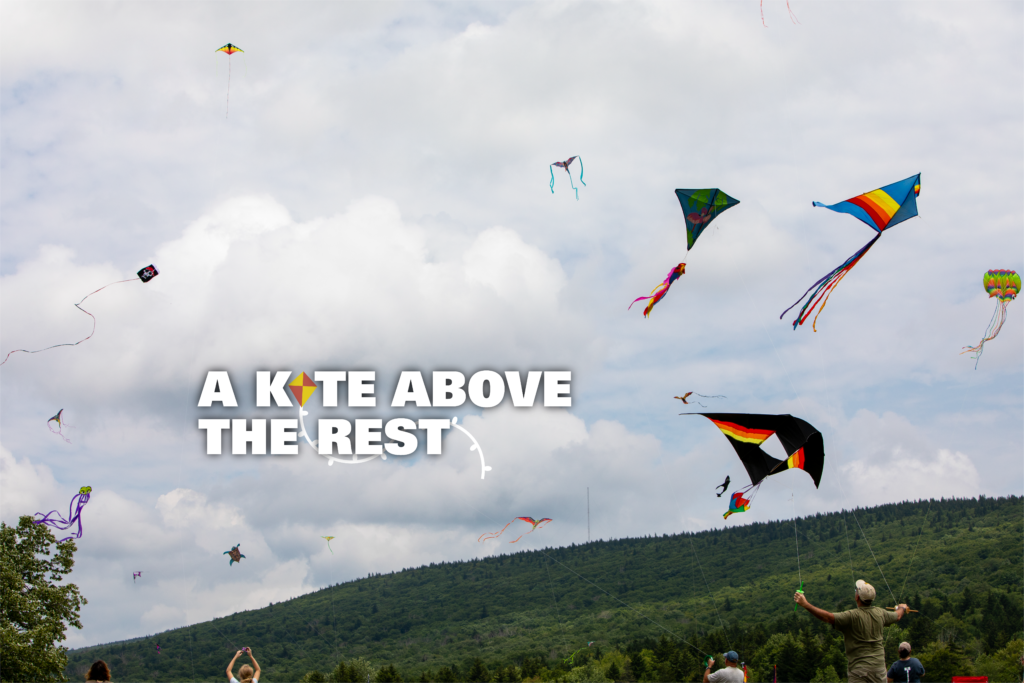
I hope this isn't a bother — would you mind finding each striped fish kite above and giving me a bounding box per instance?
[782,174,921,331]
[686,413,824,519]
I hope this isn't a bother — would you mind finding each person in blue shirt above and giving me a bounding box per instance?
[886,641,924,682]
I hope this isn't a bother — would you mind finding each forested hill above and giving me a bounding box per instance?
[67,496,1023,682]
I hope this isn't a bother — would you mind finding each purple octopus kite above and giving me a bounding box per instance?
[33,486,91,542]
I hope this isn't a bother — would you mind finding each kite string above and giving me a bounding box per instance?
[687,537,733,651]
[897,498,933,604]
[0,278,137,366]
[536,544,712,659]
[812,334,897,604]
[544,560,571,659]
[791,494,801,587]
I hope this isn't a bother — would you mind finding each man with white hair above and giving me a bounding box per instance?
[794,579,908,683]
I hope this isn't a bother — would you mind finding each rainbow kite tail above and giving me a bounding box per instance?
[577,156,585,187]
[549,166,556,194]
[961,300,1009,369]
[781,233,882,331]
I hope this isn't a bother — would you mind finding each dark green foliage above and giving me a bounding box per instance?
[64,496,1022,681]
[1,516,87,682]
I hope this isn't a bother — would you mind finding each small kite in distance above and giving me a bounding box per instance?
[550,156,585,200]
[675,392,726,408]
[321,536,335,554]
[564,642,594,666]
[715,475,730,498]
[781,174,920,331]
[216,44,244,118]
[33,486,92,542]
[630,263,685,318]
[48,409,71,443]
[156,644,161,654]
[1,265,159,367]
[478,517,552,543]
[224,544,245,565]
[133,571,142,583]
[962,269,1020,368]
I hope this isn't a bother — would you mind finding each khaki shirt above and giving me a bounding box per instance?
[832,604,899,671]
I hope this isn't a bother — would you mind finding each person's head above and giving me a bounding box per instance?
[854,579,876,606]
[898,642,912,659]
[238,664,255,683]
[86,660,111,681]
[724,651,739,667]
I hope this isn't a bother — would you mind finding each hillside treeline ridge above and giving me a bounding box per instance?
[66,495,1023,681]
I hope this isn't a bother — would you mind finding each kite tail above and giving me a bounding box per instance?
[567,168,579,200]
[694,394,726,399]
[226,55,231,118]
[961,300,1009,368]
[549,167,555,194]
[508,534,525,544]
[0,278,137,366]
[780,233,881,331]
[577,156,585,187]
[787,0,801,23]
[478,521,513,542]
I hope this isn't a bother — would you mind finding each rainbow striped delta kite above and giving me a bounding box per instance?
[782,174,921,331]
[686,414,825,519]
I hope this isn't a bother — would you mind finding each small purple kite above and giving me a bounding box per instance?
[550,156,586,200]
[133,571,142,582]
[33,486,91,542]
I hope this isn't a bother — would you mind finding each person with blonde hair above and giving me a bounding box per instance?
[795,579,908,683]
[226,647,261,683]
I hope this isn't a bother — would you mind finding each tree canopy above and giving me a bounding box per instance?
[1,515,86,682]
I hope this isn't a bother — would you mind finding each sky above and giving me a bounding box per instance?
[1,0,1021,650]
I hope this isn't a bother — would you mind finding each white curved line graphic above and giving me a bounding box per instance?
[452,416,491,479]
[299,406,384,466]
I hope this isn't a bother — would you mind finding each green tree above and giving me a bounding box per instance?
[303,671,328,683]
[1,516,87,682]
[918,642,973,681]
[467,658,491,682]
[974,638,1024,683]
[375,664,402,682]
[809,665,841,683]
[435,666,456,682]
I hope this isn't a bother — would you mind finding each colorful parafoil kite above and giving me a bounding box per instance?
[687,414,824,519]
[321,535,335,554]
[630,189,739,318]
[1,265,159,366]
[478,517,552,543]
[550,156,585,200]
[217,43,244,118]
[723,490,751,520]
[675,392,726,408]
[33,486,92,542]
[962,269,1020,367]
[47,409,71,443]
[224,544,245,565]
[782,174,921,331]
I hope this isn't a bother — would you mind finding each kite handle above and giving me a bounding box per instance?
[794,582,803,612]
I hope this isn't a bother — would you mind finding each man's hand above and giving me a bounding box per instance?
[896,604,909,618]
[794,591,809,607]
